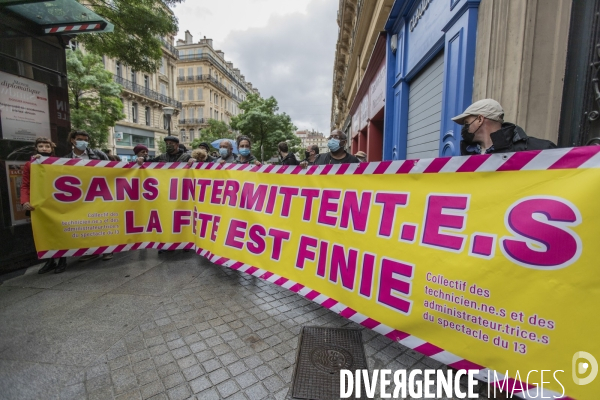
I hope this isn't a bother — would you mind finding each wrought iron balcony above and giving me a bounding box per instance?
[160,38,179,57]
[175,74,242,100]
[178,118,206,125]
[177,52,251,93]
[113,75,182,109]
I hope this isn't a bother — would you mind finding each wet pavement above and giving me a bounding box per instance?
[0,250,480,400]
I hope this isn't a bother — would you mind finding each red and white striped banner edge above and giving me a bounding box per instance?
[44,24,102,34]
[37,243,571,399]
[34,145,600,175]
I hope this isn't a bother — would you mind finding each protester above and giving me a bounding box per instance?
[301,130,360,166]
[133,144,149,161]
[355,151,367,163]
[140,136,190,164]
[452,99,556,155]
[218,140,237,163]
[304,144,319,165]
[65,130,109,160]
[21,138,68,274]
[197,142,216,162]
[278,142,299,165]
[224,136,261,165]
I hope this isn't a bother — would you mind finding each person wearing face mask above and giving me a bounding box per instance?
[301,130,359,166]
[278,142,299,165]
[218,140,237,163]
[65,130,109,161]
[142,136,191,163]
[226,136,261,165]
[20,138,68,273]
[452,99,556,155]
[304,145,319,165]
[133,144,149,161]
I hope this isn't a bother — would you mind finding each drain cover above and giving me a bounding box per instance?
[292,326,368,400]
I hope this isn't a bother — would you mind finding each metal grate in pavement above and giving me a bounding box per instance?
[291,326,368,400]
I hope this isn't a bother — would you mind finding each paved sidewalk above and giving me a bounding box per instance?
[0,250,479,400]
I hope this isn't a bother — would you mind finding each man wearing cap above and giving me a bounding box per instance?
[140,136,190,164]
[133,144,149,161]
[452,99,556,155]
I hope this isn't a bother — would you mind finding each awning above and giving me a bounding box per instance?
[1,0,113,35]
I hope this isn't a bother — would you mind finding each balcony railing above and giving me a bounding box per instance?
[177,52,251,93]
[178,118,206,125]
[176,74,245,101]
[160,38,179,57]
[113,75,182,109]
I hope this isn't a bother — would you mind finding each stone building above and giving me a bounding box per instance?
[295,130,328,154]
[331,0,394,135]
[175,31,259,148]
[106,15,181,161]
[332,0,593,161]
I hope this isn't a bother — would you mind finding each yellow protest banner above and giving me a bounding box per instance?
[31,147,600,399]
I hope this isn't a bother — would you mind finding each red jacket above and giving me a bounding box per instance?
[20,161,31,204]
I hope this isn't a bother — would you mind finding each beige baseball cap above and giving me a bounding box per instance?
[451,99,504,125]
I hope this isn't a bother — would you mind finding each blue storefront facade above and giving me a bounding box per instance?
[383,0,480,161]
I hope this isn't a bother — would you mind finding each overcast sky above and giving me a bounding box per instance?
[172,0,338,134]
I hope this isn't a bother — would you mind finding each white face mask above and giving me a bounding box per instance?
[75,140,88,151]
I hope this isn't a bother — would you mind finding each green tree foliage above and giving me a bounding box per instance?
[191,119,235,150]
[157,139,167,155]
[67,49,125,149]
[230,93,300,162]
[75,0,183,73]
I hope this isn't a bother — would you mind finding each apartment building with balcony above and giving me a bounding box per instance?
[175,31,260,147]
[105,31,182,161]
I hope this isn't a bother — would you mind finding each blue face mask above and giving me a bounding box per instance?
[219,148,229,158]
[239,148,250,157]
[75,140,88,151]
[328,138,340,152]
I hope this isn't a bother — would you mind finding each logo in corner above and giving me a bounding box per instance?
[572,351,598,385]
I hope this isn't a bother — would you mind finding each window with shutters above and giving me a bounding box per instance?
[196,66,202,76]
[190,108,195,120]
[188,89,194,101]
[188,67,193,77]
[145,107,150,126]
[181,109,186,120]
[116,62,122,78]
[197,88,203,100]
[190,129,195,141]
[198,107,204,118]
[160,83,166,95]
[178,68,184,78]
[132,103,138,123]
[178,90,184,101]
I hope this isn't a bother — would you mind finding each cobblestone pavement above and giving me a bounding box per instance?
[0,250,488,400]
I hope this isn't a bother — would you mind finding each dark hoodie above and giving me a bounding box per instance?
[460,123,556,156]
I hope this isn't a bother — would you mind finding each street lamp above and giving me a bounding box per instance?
[163,107,174,136]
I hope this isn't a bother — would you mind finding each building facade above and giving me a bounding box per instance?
[331,0,395,136]
[383,0,480,161]
[175,31,259,148]
[348,33,386,161]
[105,31,181,161]
[295,130,328,154]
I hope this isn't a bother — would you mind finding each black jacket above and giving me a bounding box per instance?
[64,148,109,160]
[460,123,556,156]
[281,153,299,166]
[148,150,190,162]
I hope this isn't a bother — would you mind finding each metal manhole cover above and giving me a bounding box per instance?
[292,326,368,400]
